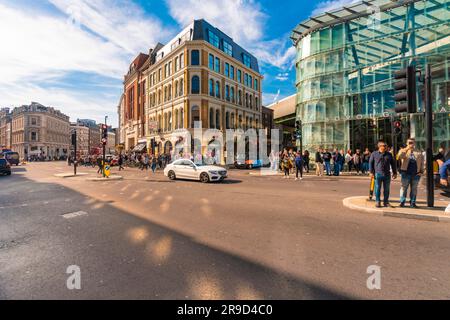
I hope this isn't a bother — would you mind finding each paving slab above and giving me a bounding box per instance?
[343,196,450,223]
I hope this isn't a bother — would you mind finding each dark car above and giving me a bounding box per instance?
[2,152,20,166]
[0,158,11,176]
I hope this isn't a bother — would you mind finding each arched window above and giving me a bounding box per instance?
[209,108,215,129]
[164,87,168,102]
[231,87,235,103]
[191,50,200,66]
[209,79,214,96]
[215,81,220,98]
[191,76,200,94]
[168,112,172,131]
[231,113,235,128]
[175,81,178,98]
[158,114,162,132]
[174,109,179,129]
[245,93,249,108]
[225,85,230,101]
[216,109,220,130]
[249,94,253,109]
[225,112,230,129]
[158,90,162,104]
[180,109,184,129]
[168,84,172,100]
[238,115,243,129]
[179,79,184,96]
[191,105,200,128]
[238,90,242,105]
[255,97,258,110]
[164,113,168,131]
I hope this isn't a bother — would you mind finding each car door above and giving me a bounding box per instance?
[179,160,197,180]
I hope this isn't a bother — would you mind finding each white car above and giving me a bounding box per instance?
[164,159,227,183]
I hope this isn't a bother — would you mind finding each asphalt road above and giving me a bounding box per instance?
[0,162,449,300]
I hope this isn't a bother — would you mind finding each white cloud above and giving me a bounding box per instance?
[275,72,290,82]
[165,0,295,70]
[311,0,360,16]
[263,90,281,106]
[0,0,169,126]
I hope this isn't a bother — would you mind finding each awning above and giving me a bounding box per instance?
[132,143,146,152]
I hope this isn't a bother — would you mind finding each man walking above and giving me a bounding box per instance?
[322,149,332,176]
[369,140,397,208]
[397,138,424,208]
[295,151,303,181]
[118,153,124,171]
[315,148,324,176]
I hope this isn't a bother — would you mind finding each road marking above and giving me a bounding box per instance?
[62,211,88,219]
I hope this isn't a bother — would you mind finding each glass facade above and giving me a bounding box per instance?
[294,0,450,152]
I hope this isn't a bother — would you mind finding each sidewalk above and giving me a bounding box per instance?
[343,196,450,223]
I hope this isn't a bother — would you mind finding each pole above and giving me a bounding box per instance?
[103,116,107,178]
[425,64,434,208]
[74,129,77,176]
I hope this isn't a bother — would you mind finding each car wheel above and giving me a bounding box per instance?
[200,172,210,183]
[168,170,176,180]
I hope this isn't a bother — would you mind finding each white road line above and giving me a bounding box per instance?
[62,211,88,219]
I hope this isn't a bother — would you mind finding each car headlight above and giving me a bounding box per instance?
[209,170,218,175]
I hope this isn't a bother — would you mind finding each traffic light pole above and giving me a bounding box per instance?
[425,65,434,208]
[73,129,77,176]
[103,116,107,178]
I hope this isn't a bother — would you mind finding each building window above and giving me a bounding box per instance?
[168,61,172,76]
[223,40,233,56]
[180,53,185,68]
[208,30,220,48]
[179,79,184,96]
[191,76,200,94]
[231,87,235,103]
[225,112,230,129]
[249,75,253,89]
[31,131,37,141]
[191,105,200,128]
[191,50,200,66]
[215,81,220,98]
[209,54,214,70]
[215,110,220,130]
[255,97,259,110]
[175,57,179,72]
[245,73,249,87]
[209,108,215,129]
[215,57,220,73]
[225,85,230,101]
[238,90,242,105]
[209,79,214,96]
[254,79,258,91]
[225,63,229,77]
[31,117,37,125]
[237,70,242,83]
[230,66,235,80]
[243,53,251,68]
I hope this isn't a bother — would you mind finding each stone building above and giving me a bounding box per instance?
[11,102,70,160]
[119,19,263,162]
[0,108,12,150]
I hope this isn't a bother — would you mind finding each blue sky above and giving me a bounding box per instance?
[0,0,354,126]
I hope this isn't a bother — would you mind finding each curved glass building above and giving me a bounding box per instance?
[291,0,449,152]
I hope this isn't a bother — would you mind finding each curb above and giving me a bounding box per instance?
[343,196,450,223]
[86,175,123,182]
[54,173,89,178]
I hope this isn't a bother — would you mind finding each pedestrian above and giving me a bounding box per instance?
[362,148,371,174]
[353,149,362,175]
[289,149,295,175]
[303,150,310,173]
[97,156,103,174]
[281,150,291,179]
[141,153,149,171]
[439,157,450,187]
[345,149,353,172]
[118,153,124,171]
[322,149,332,176]
[295,151,303,181]
[315,148,324,176]
[369,140,397,208]
[151,155,157,173]
[397,138,424,208]
[333,149,344,176]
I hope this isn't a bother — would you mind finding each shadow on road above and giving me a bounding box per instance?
[0,173,351,300]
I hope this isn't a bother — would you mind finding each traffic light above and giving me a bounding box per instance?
[101,124,108,146]
[295,120,302,140]
[394,66,417,114]
[393,120,402,136]
[71,131,77,146]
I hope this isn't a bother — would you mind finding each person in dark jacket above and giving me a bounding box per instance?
[322,149,332,176]
[369,140,397,208]
[303,150,310,173]
[295,151,303,181]
[315,148,324,176]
